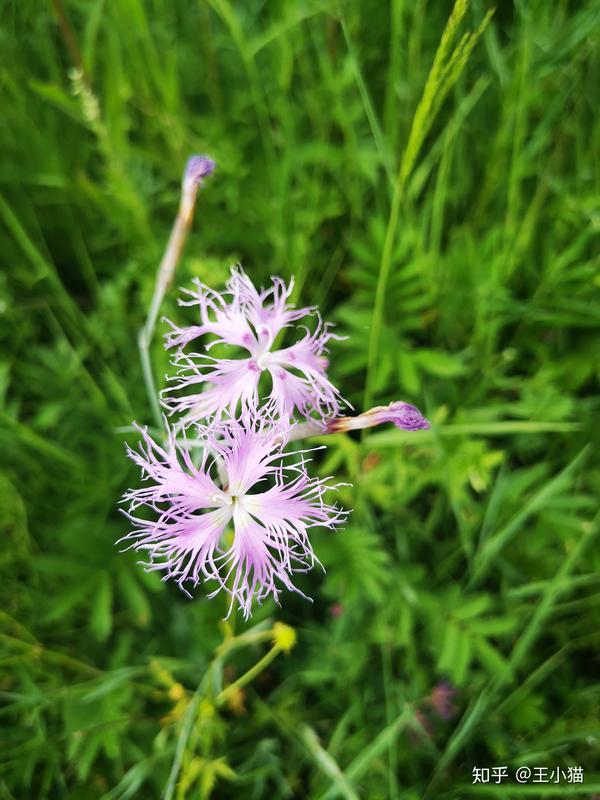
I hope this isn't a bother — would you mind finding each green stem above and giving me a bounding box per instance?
[162,622,276,799]
[216,645,282,706]
[139,180,201,428]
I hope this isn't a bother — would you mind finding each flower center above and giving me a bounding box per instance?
[251,324,274,369]
[210,492,233,507]
[256,351,271,370]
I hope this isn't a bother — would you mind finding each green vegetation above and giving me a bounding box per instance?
[1,0,599,797]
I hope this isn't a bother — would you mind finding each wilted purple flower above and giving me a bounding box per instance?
[327,402,430,433]
[183,155,216,191]
[162,268,343,425]
[287,401,430,442]
[120,413,346,618]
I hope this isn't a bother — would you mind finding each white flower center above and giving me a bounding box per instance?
[211,492,233,507]
[256,351,271,370]
[252,324,274,369]
[212,485,251,511]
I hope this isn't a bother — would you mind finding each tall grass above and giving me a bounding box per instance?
[1,0,598,797]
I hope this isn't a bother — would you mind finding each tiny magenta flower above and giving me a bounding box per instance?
[163,268,343,425]
[427,681,457,720]
[329,602,344,618]
[120,413,347,618]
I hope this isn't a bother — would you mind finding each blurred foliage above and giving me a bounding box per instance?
[1,0,599,797]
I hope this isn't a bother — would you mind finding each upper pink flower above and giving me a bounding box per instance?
[120,413,347,618]
[162,269,343,426]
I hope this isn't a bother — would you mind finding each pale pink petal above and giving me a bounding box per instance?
[165,277,257,351]
[267,318,344,419]
[127,507,232,593]
[213,422,284,497]
[268,366,342,420]
[248,275,314,341]
[215,506,301,618]
[162,355,261,423]
[123,425,220,509]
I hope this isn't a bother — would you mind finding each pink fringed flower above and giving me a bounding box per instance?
[162,268,343,425]
[118,155,432,618]
[120,414,346,618]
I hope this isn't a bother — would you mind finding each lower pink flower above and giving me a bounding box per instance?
[120,414,347,618]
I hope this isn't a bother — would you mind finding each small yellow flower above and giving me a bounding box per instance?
[225,686,247,715]
[272,622,297,653]
[168,682,185,701]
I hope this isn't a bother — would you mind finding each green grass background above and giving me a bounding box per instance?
[1,0,599,797]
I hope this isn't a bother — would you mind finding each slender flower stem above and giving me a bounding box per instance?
[214,626,273,658]
[163,621,278,800]
[139,157,215,427]
[139,190,198,426]
[163,678,205,800]
[215,644,282,706]
[286,419,325,441]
